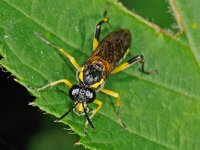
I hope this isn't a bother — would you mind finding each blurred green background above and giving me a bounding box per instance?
[121,0,177,32]
[0,0,176,150]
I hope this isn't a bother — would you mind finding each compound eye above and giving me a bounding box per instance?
[86,89,96,103]
[69,85,79,101]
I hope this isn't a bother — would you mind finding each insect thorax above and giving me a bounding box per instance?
[77,61,105,90]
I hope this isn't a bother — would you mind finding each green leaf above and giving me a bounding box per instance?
[1,0,200,149]
[170,0,200,66]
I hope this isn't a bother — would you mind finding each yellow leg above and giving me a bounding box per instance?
[35,32,81,70]
[85,99,102,129]
[101,88,120,111]
[93,17,109,51]
[112,54,151,74]
[92,99,103,116]
[93,38,99,51]
[100,88,126,128]
[59,48,81,70]
[34,79,73,91]
[112,62,129,74]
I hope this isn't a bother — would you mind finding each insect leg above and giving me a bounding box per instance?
[112,55,151,74]
[35,32,81,70]
[93,17,109,51]
[100,88,126,128]
[33,79,72,91]
[85,99,102,130]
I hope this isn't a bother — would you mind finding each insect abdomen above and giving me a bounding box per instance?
[86,29,131,75]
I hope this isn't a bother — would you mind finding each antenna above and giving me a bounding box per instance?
[54,102,78,122]
[82,102,95,129]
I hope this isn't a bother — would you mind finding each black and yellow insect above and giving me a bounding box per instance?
[35,15,151,130]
